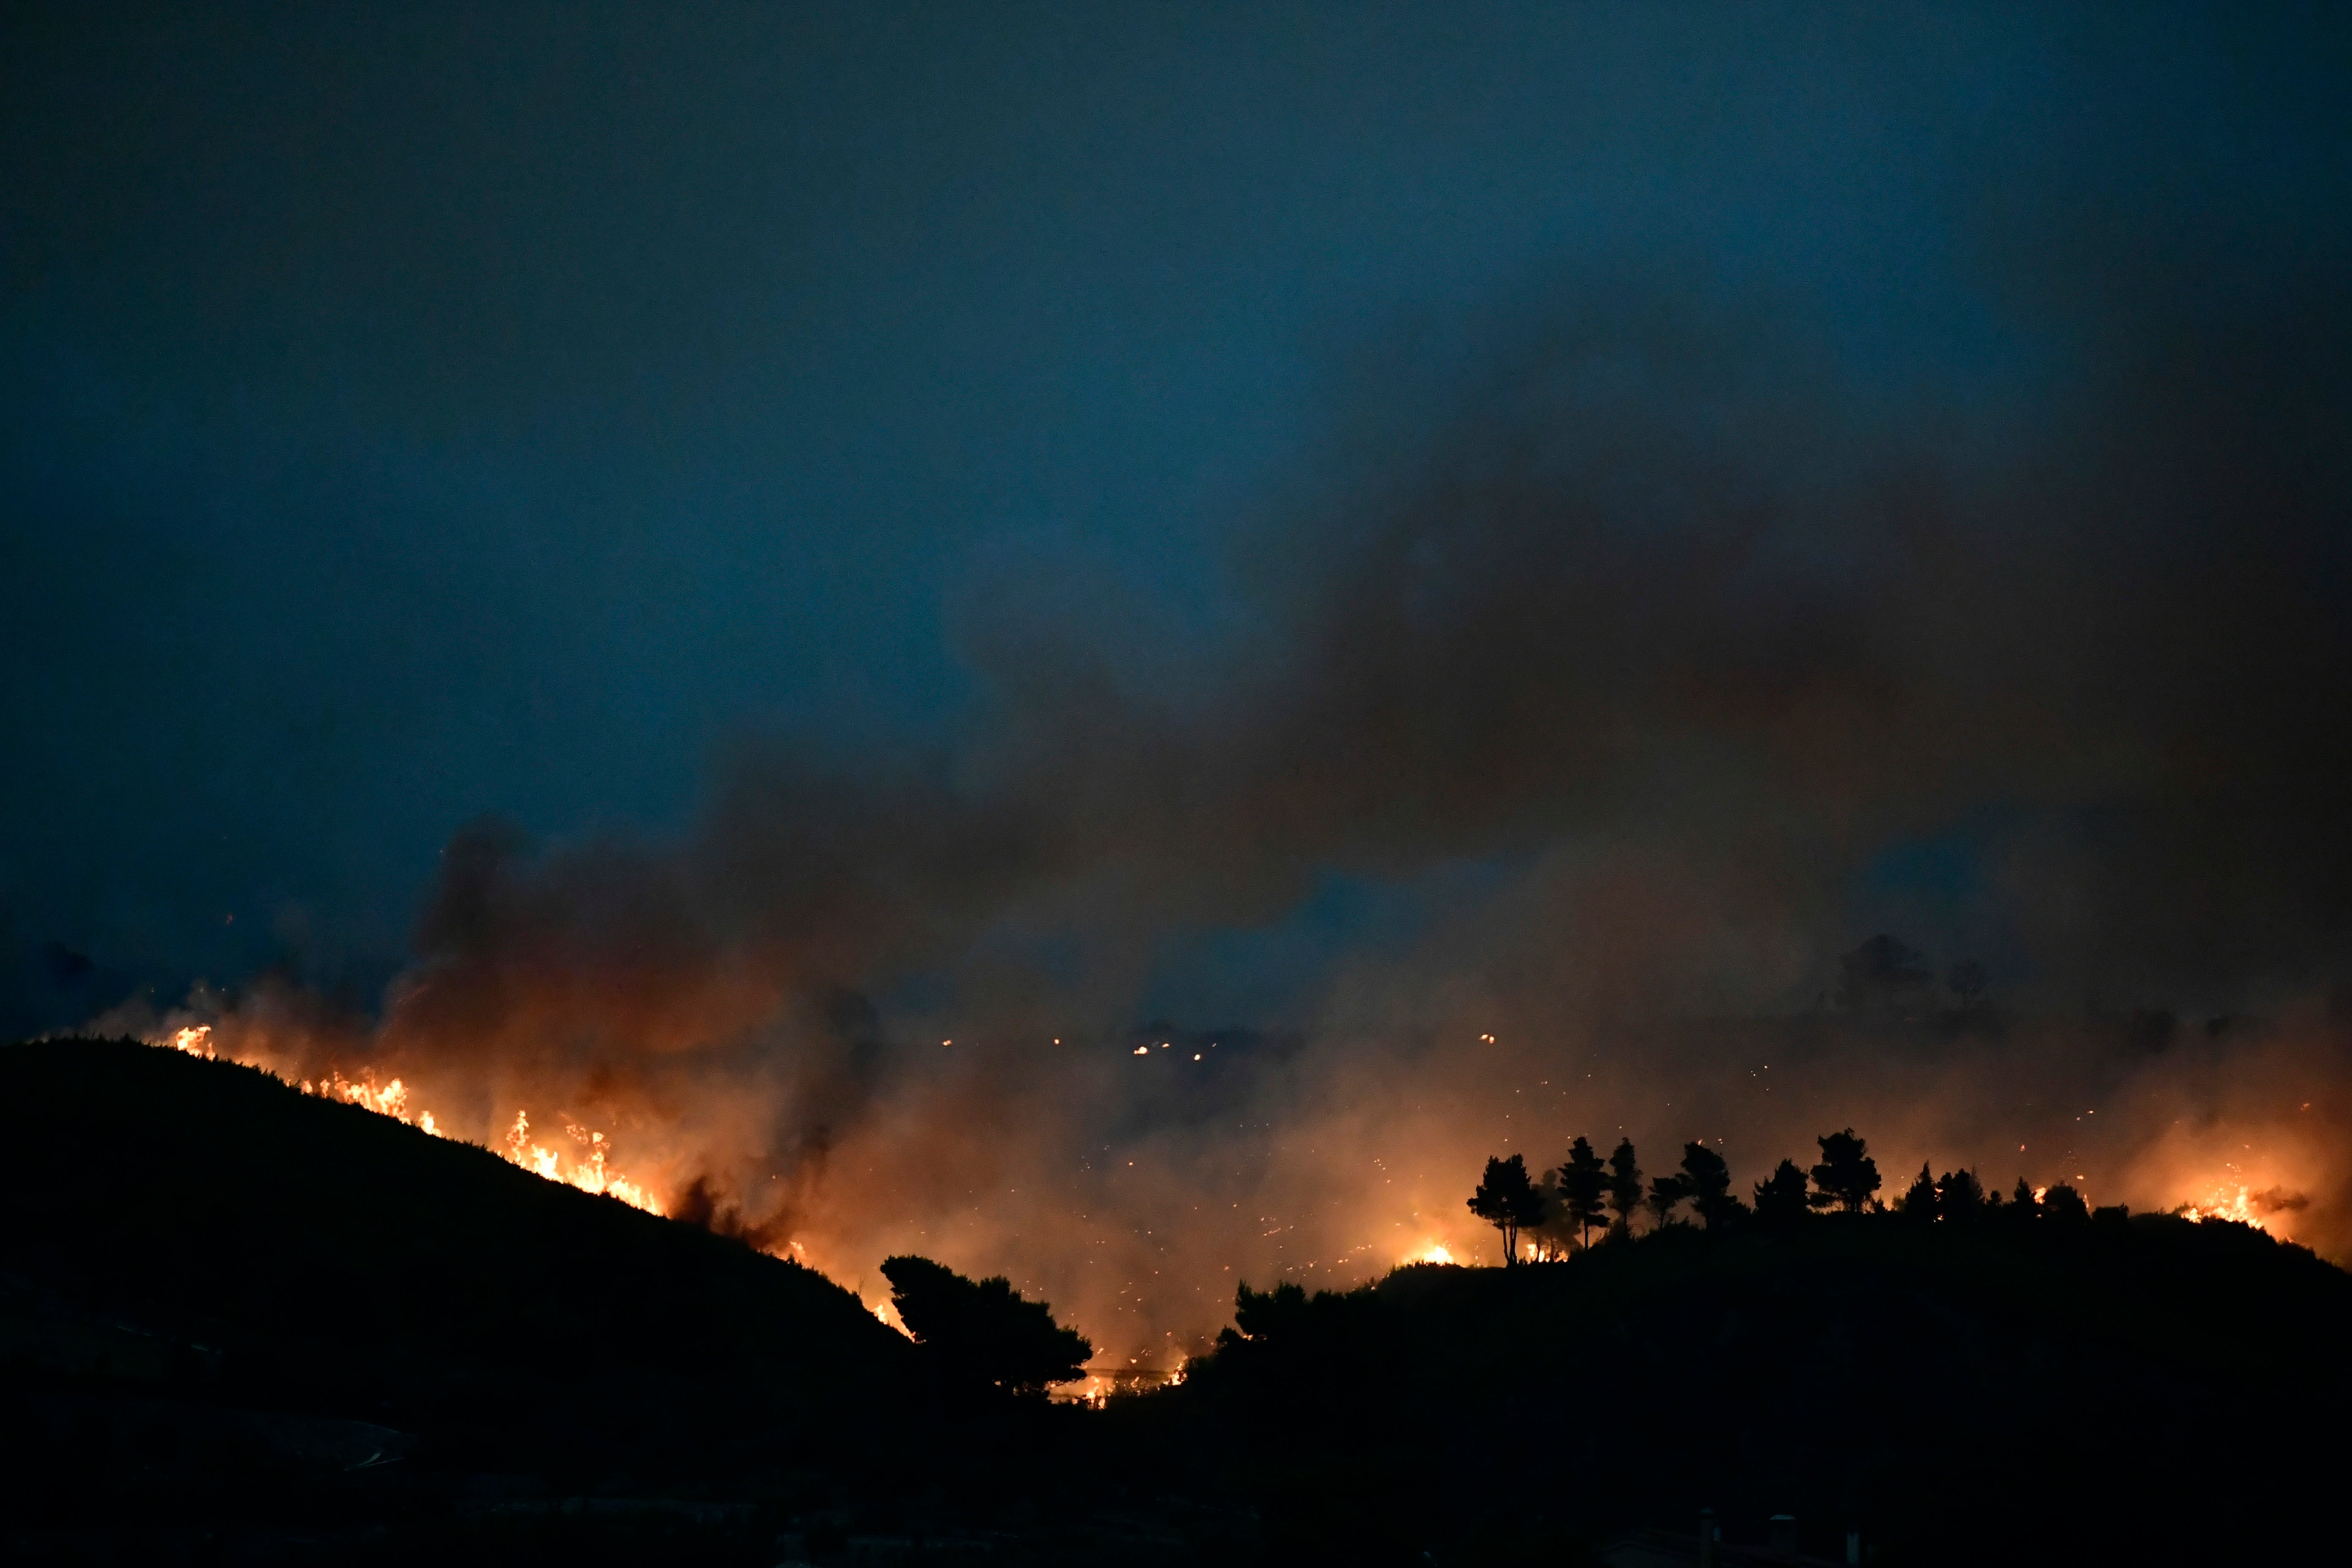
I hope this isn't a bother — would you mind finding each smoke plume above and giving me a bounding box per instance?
[152,196,2352,1356]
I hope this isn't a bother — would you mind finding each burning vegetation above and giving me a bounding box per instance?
[162,1023,667,1215]
[7,1031,2349,1565]
[138,983,2341,1386]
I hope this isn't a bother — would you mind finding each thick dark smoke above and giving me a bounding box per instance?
[157,193,2352,1354]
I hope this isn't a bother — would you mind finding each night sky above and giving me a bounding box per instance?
[6,6,2351,1337]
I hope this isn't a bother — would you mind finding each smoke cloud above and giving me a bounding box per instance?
[142,182,2352,1356]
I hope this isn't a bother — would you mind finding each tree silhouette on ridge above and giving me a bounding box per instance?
[880,1255,1092,1399]
[1645,1169,1691,1228]
[1897,1162,1938,1222]
[1558,1137,1610,1249]
[1466,1154,1546,1266]
[1809,1128,1881,1212]
[1753,1158,1811,1228]
[1679,1143,1747,1230]
[1606,1138,1643,1237]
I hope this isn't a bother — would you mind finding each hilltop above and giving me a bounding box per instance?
[0,1038,1260,1564]
[0,1038,1191,1563]
[1117,1210,2352,1567]
[0,1034,917,1453]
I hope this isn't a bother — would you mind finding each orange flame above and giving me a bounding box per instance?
[149,1026,664,1215]
[2172,1176,2307,1237]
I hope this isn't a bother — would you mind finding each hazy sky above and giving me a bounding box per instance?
[5,3,2348,1035]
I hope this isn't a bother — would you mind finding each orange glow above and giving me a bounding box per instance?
[1058,1360,1186,1407]
[2177,1184,2263,1228]
[500,1109,665,1213]
[144,1028,664,1216]
[2124,1116,2319,1245]
[2170,1175,2307,1237]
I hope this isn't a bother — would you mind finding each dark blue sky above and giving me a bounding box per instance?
[5,4,2348,1034]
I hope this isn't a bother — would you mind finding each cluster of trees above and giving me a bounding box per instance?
[1893,1162,2091,1225]
[1465,1130,2091,1264]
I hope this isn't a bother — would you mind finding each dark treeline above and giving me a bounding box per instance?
[10,1035,2349,1567]
[1469,1127,2093,1266]
[1105,1100,2352,1565]
[1121,1181,2352,1568]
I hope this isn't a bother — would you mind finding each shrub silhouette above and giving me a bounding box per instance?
[1753,1158,1811,1228]
[2042,1182,2091,1223]
[1233,1279,1310,1342]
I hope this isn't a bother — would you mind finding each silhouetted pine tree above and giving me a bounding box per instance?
[1936,1168,1987,1221]
[1560,1137,1610,1249]
[1753,1158,1811,1228]
[2042,1182,2090,1223]
[1645,1171,1692,1228]
[1808,1128,1881,1212]
[880,1255,1093,1398]
[1527,1168,1576,1260]
[1680,1143,1748,1230]
[1896,1162,1938,1222]
[1606,1138,1642,1237]
[1467,1154,1547,1265]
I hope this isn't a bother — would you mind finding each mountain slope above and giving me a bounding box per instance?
[0,1037,915,1482]
[1125,1212,2352,1566]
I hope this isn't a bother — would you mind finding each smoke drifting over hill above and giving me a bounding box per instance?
[123,179,2352,1361]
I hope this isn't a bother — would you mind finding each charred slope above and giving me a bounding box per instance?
[1132,1214,2352,1567]
[0,1038,916,1504]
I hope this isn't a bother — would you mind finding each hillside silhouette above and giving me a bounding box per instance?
[0,1039,1217,1564]
[1119,1207,2352,1566]
[11,1038,2352,1566]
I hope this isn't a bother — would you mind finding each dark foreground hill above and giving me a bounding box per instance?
[9,1037,2350,1567]
[0,1039,1226,1565]
[1114,1211,2352,1567]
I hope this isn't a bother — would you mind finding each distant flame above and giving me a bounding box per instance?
[148,1026,664,1215]
[501,1110,665,1212]
[1404,1241,1456,1266]
[2174,1177,2307,1236]
[1058,1359,1186,1407]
